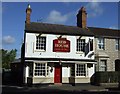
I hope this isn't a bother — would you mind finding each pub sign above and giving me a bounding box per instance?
[53,38,70,52]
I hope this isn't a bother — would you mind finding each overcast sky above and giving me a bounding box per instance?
[2,2,119,58]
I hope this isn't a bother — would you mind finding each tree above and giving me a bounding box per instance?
[0,49,17,69]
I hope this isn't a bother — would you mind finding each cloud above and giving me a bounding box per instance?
[109,26,118,29]
[46,10,71,24]
[85,2,103,17]
[2,35,15,44]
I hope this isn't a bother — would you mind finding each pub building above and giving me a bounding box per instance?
[14,4,97,85]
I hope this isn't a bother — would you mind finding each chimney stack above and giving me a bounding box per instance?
[26,4,32,24]
[77,7,87,28]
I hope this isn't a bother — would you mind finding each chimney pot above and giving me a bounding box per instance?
[26,4,32,24]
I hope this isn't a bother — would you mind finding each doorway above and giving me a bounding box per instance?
[115,59,120,71]
[54,65,62,83]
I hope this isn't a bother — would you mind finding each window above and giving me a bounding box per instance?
[36,36,46,51]
[77,39,85,52]
[115,39,119,50]
[100,60,107,71]
[34,63,49,77]
[76,64,86,76]
[97,38,104,50]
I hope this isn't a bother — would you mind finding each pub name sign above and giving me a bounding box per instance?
[53,38,70,52]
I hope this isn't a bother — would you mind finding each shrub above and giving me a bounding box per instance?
[91,71,120,85]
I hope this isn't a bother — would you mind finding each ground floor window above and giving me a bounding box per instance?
[34,63,49,77]
[76,64,86,76]
[71,64,86,77]
[99,60,107,71]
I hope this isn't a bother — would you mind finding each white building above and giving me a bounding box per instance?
[22,5,96,85]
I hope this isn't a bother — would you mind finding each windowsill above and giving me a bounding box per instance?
[76,51,84,54]
[34,49,46,52]
[115,50,119,51]
[97,49,105,51]
[33,76,50,78]
[75,76,88,78]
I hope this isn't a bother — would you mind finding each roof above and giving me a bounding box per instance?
[25,22,94,36]
[88,27,120,38]
[12,58,21,63]
[25,22,120,38]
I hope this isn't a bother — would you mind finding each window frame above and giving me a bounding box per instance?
[35,35,46,51]
[76,38,85,53]
[34,62,49,77]
[76,64,86,77]
[115,38,119,51]
[97,37,105,50]
[99,60,107,71]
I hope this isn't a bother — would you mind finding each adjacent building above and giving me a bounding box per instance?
[89,27,120,72]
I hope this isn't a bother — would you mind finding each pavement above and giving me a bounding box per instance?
[1,83,120,94]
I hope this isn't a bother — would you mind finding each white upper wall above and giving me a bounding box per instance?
[25,33,94,60]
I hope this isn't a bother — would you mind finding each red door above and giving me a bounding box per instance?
[54,65,62,83]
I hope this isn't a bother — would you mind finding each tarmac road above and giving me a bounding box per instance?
[1,84,120,94]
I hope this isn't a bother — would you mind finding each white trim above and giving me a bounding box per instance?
[75,64,76,77]
[86,64,88,77]
[25,60,97,64]
[97,38,105,50]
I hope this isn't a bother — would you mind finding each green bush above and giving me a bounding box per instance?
[91,71,120,85]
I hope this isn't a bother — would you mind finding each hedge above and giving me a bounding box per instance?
[91,71,120,85]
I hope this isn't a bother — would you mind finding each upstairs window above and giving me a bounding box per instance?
[115,39,119,50]
[77,39,85,52]
[36,36,46,51]
[97,38,104,50]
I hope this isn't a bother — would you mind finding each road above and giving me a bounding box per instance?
[1,84,120,94]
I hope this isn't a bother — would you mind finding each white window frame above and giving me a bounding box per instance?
[34,62,49,77]
[35,35,46,51]
[76,64,87,77]
[99,60,107,71]
[97,38,105,50]
[115,39,119,51]
[76,38,85,52]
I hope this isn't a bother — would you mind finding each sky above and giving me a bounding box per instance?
[1,2,119,58]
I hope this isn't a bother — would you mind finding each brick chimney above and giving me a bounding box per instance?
[26,4,32,24]
[77,7,87,28]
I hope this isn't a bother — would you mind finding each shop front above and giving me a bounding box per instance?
[24,60,96,85]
